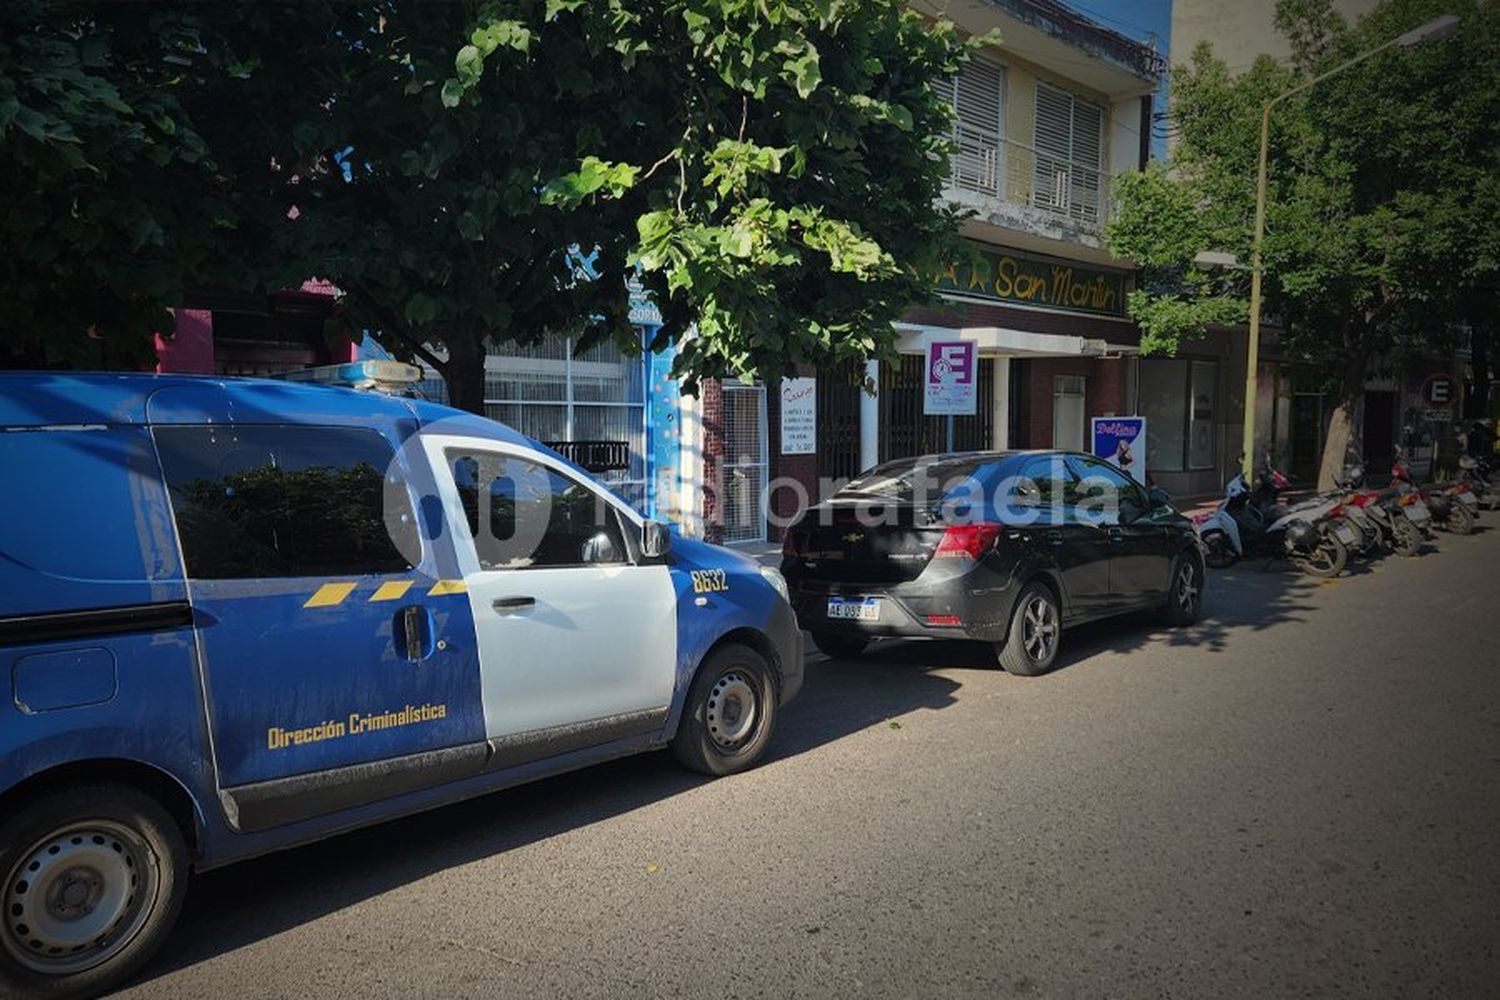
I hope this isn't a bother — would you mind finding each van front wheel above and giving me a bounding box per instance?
[672,643,779,777]
[0,784,188,1000]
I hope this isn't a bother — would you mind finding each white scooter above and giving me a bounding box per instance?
[1195,464,1358,578]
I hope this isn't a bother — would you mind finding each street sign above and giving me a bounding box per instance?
[1419,372,1459,409]
[924,340,977,416]
[780,377,816,454]
[1091,417,1147,483]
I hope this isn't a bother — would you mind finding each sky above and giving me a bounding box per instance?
[1067,0,1174,158]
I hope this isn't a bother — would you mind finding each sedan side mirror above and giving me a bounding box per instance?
[1148,487,1173,510]
[641,519,672,559]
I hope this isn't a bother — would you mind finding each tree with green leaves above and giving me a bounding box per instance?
[0,2,283,367]
[1107,0,1499,487]
[304,0,973,409]
[3,1,975,412]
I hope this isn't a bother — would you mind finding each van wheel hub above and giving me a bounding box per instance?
[707,672,758,750]
[3,821,157,975]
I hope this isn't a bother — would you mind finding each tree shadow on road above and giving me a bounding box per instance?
[128,655,960,990]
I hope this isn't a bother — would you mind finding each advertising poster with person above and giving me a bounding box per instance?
[1091,417,1147,483]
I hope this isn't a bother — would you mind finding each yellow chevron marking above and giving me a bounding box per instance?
[304,582,358,608]
[427,579,467,596]
[370,580,415,602]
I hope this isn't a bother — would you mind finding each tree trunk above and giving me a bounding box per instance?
[443,328,487,415]
[1316,342,1372,490]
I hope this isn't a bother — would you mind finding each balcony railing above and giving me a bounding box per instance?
[949,130,1111,228]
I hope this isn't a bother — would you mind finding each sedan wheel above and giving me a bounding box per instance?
[996,584,1061,677]
[1161,555,1203,626]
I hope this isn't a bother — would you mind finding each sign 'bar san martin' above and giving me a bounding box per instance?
[934,244,1128,318]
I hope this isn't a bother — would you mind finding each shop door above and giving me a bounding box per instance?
[1052,375,1087,451]
[1291,393,1326,483]
[817,360,864,486]
[1363,391,1398,476]
[721,382,768,542]
[879,355,994,461]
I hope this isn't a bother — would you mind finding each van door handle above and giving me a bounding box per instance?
[1046,530,1064,546]
[1108,527,1124,544]
[492,596,536,613]
[396,605,435,662]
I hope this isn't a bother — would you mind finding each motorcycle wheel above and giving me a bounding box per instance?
[1448,502,1476,536]
[1390,515,1423,557]
[1331,516,1373,558]
[1201,530,1237,569]
[1290,534,1346,578]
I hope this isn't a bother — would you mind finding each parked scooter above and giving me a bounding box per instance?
[1457,455,1499,510]
[1391,452,1479,535]
[1195,460,1354,577]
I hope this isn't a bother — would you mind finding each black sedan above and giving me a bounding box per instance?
[780,450,1205,675]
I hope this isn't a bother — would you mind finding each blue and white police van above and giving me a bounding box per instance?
[0,365,801,998]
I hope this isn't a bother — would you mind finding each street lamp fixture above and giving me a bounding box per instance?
[1237,13,1459,478]
[1397,14,1460,47]
[1193,250,1244,270]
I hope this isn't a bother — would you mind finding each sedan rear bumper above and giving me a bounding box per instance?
[787,559,1022,644]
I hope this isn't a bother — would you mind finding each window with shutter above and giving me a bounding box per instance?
[948,56,1005,197]
[1032,82,1105,222]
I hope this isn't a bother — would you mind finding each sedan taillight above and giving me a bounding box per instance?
[934,522,1002,560]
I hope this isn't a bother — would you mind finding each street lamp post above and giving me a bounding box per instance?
[1231,14,1459,478]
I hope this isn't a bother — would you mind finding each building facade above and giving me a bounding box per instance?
[695,0,1166,543]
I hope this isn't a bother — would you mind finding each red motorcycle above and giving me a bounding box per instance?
[1391,454,1478,535]
[1342,470,1429,557]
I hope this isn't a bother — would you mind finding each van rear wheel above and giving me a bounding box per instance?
[0,784,187,1000]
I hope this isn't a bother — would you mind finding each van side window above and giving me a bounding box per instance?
[447,450,627,570]
[154,426,418,578]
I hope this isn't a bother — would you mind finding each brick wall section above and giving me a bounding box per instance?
[1092,357,1128,416]
[700,379,724,544]
[765,364,820,543]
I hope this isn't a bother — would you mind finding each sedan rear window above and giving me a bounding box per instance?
[840,458,991,504]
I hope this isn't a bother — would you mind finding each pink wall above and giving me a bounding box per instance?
[154,308,215,373]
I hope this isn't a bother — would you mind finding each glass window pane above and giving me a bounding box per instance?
[1188,361,1218,470]
[484,335,569,402]
[447,451,627,570]
[156,426,416,579]
[571,338,644,403]
[485,403,569,445]
[1138,360,1187,472]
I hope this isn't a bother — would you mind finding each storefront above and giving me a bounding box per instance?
[692,239,1144,546]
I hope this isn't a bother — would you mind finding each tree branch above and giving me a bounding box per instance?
[346,280,448,373]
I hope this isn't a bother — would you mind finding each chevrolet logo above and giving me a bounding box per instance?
[842,531,864,543]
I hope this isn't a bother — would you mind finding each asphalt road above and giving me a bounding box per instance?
[119,527,1500,999]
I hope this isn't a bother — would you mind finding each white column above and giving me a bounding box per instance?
[859,359,880,471]
[992,356,1011,449]
[677,384,703,538]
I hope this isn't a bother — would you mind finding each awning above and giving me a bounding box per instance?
[892,323,1138,358]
